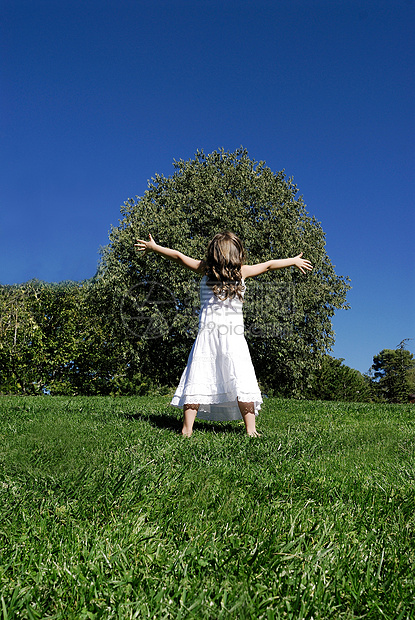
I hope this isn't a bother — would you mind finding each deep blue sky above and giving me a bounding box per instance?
[1,0,414,374]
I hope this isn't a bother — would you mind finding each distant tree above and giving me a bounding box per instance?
[98,148,351,396]
[407,366,415,398]
[306,355,371,402]
[0,281,88,394]
[370,340,415,402]
[0,283,44,393]
[0,279,159,396]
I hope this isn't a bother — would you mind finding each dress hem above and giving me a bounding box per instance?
[170,393,263,408]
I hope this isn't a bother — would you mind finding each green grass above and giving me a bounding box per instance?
[0,396,414,619]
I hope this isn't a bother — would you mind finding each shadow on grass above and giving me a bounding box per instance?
[123,411,243,435]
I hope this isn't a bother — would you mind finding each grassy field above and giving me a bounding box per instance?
[0,396,414,619]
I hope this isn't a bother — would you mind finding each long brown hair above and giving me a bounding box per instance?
[205,231,245,301]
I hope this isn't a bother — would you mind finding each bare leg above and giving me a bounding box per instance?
[238,401,260,437]
[182,404,199,436]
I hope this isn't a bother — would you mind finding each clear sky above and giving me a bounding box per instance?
[1,0,414,374]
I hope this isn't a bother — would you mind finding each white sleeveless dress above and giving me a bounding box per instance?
[171,275,263,421]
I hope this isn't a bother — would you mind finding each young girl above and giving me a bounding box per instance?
[135,231,312,437]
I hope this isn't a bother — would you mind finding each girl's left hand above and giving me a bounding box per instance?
[294,253,313,274]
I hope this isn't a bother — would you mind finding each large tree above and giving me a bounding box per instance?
[99,148,350,396]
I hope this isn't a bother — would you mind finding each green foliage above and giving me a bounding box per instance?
[0,281,163,396]
[0,281,89,394]
[1,396,414,618]
[0,149,351,396]
[0,283,44,394]
[100,148,351,396]
[306,355,371,402]
[370,341,415,403]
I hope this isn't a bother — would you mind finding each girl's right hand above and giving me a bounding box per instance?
[134,234,156,254]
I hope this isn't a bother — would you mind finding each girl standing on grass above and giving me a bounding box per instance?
[135,231,312,437]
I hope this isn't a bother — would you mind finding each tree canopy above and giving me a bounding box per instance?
[99,148,351,396]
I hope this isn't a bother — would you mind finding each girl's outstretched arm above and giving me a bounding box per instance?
[242,253,313,279]
[134,234,205,274]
